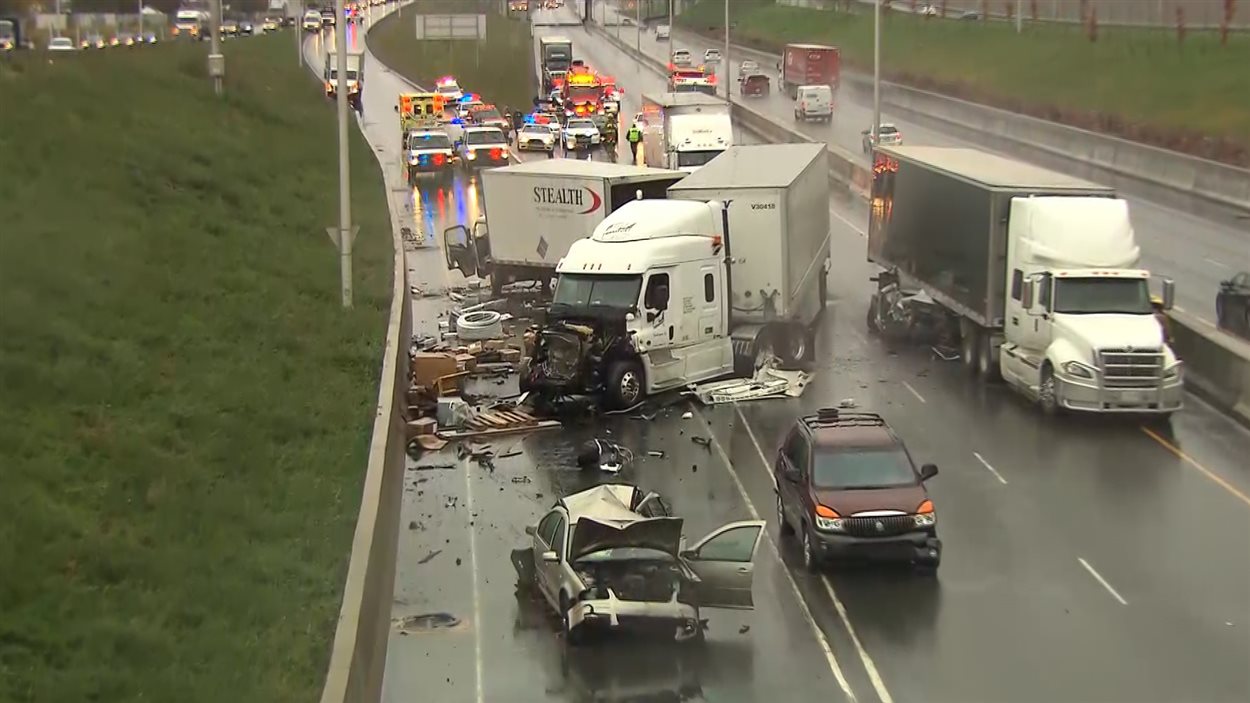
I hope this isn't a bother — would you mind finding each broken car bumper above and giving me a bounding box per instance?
[567,592,700,640]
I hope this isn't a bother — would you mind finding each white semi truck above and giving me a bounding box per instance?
[640,93,733,173]
[526,143,831,408]
[866,146,1182,416]
[324,51,364,112]
[443,159,685,296]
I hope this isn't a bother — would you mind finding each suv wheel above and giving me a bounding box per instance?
[801,526,820,572]
[776,494,793,536]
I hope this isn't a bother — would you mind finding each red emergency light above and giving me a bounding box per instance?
[490,148,503,160]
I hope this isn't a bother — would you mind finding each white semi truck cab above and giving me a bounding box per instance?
[640,93,733,173]
[867,146,1182,416]
[528,143,830,408]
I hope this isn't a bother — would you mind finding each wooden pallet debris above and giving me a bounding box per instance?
[436,408,561,440]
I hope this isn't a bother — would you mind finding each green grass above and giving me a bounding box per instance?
[370,0,537,113]
[679,0,1250,165]
[0,33,392,703]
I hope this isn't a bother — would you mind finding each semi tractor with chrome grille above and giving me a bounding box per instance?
[865,146,1183,417]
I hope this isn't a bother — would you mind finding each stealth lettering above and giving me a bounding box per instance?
[533,186,586,207]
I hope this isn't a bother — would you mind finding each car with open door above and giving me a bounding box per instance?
[515,483,766,644]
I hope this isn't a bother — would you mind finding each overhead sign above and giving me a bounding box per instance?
[414,14,486,41]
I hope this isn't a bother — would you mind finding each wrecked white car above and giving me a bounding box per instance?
[517,483,765,644]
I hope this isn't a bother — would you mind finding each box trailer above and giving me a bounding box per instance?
[443,159,685,295]
[866,146,1182,415]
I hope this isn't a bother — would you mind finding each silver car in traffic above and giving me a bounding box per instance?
[520,483,766,644]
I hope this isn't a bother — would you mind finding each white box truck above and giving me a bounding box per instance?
[866,146,1182,416]
[640,93,733,173]
[324,51,364,112]
[526,143,831,408]
[443,159,686,296]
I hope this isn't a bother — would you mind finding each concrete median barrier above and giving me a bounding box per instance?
[674,28,1250,221]
[1166,309,1250,427]
[318,5,414,703]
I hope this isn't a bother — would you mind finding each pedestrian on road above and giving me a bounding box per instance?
[626,123,643,164]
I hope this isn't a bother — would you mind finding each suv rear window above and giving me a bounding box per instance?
[813,448,915,489]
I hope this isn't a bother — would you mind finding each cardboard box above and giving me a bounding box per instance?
[411,352,458,390]
[455,353,477,372]
[406,417,437,438]
[500,348,522,363]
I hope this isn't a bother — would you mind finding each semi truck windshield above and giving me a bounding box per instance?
[1053,278,1152,315]
[553,274,642,311]
[676,150,722,168]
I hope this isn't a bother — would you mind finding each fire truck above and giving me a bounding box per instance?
[559,65,608,126]
[667,64,717,96]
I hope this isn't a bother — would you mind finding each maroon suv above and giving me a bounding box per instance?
[773,408,942,573]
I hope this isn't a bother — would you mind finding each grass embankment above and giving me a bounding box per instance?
[679,0,1250,166]
[0,33,392,703]
[371,0,537,112]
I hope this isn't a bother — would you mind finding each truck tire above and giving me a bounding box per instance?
[778,324,809,367]
[866,294,881,334]
[959,322,980,374]
[606,360,644,409]
[1038,367,1060,416]
[977,334,1001,382]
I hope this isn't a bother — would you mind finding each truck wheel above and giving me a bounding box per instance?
[960,323,980,374]
[606,360,644,409]
[1038,369,1060,416]
[977,334,1001,382]
[779,325,809,367]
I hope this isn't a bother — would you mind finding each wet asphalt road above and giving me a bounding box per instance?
[593,2,1250,324]
[309,5,1250,702]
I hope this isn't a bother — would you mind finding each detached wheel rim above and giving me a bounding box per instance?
[776,495,785,531]
[1039,374,1058,414]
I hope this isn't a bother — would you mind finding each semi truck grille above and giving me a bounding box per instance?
[1098,348,1164,388]
[843,515,915,538]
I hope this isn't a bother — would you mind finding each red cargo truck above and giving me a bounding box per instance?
[781,43,840,99]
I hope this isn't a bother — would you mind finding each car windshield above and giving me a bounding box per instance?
[676,150,721,168]
[520,126,549,136]
[464,129,505,145]
[1053,277,1152,315]
[553,274,643,312]
[880,125,899,135]
[813,448,917,490]
[410,133,452,149]
[472,108,502,120]
[675,83,716,95]
[177,12,200,21]
[567,119,595,130]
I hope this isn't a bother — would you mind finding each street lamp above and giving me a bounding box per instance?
[332,0,354,308]
[723,0,729,99]
[872,0,880,143]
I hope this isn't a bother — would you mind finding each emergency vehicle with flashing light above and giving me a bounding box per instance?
[435,76,464,102]
[560,65,605,121]
[456,127,511,170]
[668,65,716,96]
[404,129,457,184]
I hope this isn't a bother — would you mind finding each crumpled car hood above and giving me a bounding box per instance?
[570,516,684,562]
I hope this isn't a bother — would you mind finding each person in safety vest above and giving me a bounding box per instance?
[626,123,642,162]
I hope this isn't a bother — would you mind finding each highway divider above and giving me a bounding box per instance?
[1167,310,1250,427]
[669,27,1250,220]
[593,19,1250,427]
[318,4,414,703]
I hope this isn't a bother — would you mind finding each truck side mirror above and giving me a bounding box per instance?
[1161,278,1175,311]
[1021,279,1035,309]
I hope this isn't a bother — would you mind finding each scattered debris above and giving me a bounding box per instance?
[394,613,461,633]
[437,409,560,440]
[412,462,455,471]
[646,450,666,458]
[691,436,712,451]
[688,364,812,404]
[511,476,532,484]
[499,450,523,459]
[838,398,857,408]
[577,439,634,473]
[681,411,693,419]
[417,549,442,564]
[739,625,751,634]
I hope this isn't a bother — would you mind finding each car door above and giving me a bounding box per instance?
[679,520,767,609]
[443,224,480,277]
[775,429,810,529]
[531,510,563,608]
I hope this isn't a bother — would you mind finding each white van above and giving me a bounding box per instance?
[794,84,833,123]
[655,24,670,40]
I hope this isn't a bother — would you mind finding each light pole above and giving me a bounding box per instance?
[722,0,729,99]
[332,0,354,308]
[138,0,143,38]
[1015,0,1022,33]
[668,0,673,33]
[872,0,880,143]
[635,0,641,51]
[209,0,224,96]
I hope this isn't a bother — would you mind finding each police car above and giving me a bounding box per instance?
[563,118,601,151]
[436,76,464,102]
[405,129,457,183]
[456,127,511,169]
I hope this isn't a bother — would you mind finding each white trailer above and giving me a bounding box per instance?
[640,93,733,173]
[527,143,831,407]
[443,159,685,296]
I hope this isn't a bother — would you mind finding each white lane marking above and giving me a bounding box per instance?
[902,381,926,404]
[972,451,1008,485]
[462,461,485,703]
[736,406,894,703]
[1077,557,1128,606]
[696,408,857,702]
[829,204,867,237]
[1204,257,1230,270]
